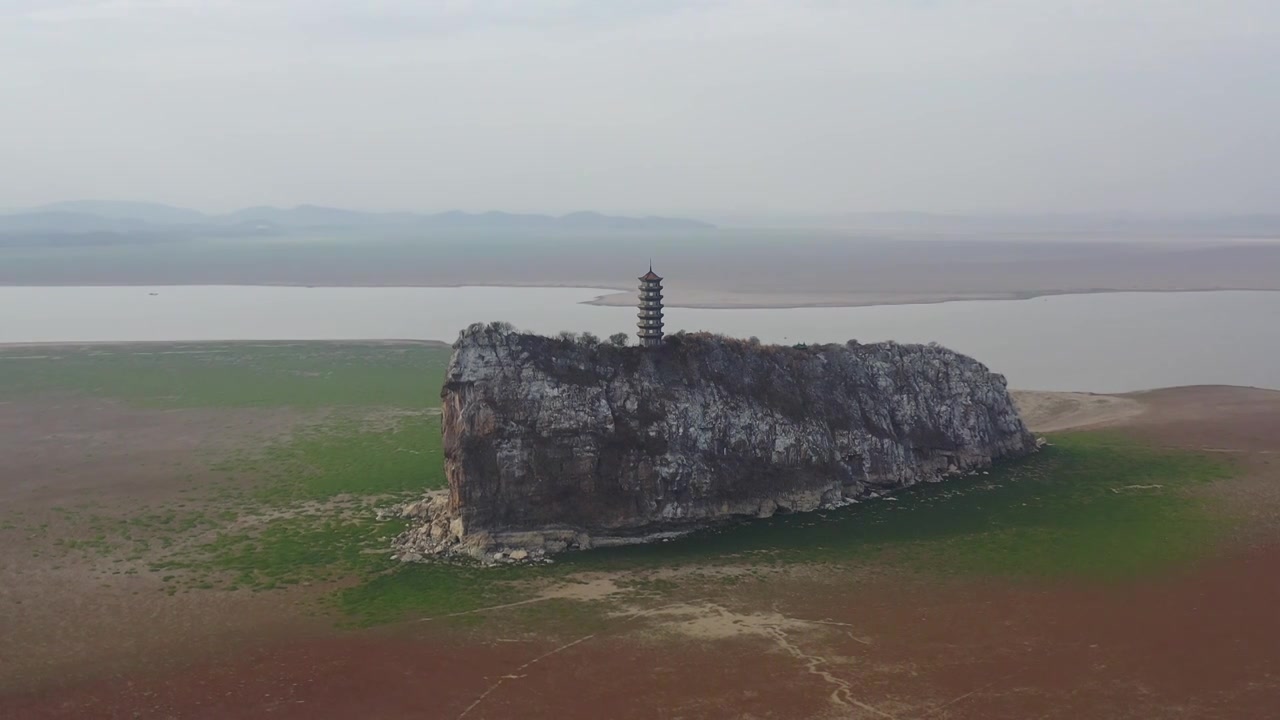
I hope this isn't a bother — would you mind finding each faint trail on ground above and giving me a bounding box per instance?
[415,576,624,623]
[456,633,597,719]
[451,591,690,719]
[433,579,893,718]
[919,676,1006,717]
[761,622,894,718]
[677,601,894,719]
[919,642,1076,718]
[413,596,549,622]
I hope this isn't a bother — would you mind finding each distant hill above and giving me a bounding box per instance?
[221,204,388,228]
[3,202,715,241]
[28,201,209,225]
[736,211,1280,236]
[0,211,149,234]
[218,205,715,231]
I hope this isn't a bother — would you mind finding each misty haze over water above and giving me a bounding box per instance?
[3,286,1277,394]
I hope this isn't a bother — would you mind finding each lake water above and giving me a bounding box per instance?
[1,285,1277,393]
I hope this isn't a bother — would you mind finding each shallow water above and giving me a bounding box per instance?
[1,285,1277,393]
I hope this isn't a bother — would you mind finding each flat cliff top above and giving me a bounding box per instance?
[435,324,1035,546]
[448,324,1010,395]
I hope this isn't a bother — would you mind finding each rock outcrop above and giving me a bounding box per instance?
[393,324,1036,561]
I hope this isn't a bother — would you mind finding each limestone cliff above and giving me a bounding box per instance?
[394,324,1036,560]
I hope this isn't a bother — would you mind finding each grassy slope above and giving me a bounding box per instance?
[3,343,1239,627]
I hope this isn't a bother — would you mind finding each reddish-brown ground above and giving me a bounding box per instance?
[3,386,1279,719]
[0,398,326,693]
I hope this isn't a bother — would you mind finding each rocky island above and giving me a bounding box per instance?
[391,323,1037,562]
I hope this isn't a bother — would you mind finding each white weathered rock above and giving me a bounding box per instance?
[391,326,1036,561]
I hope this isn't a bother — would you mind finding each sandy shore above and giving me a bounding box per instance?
[586,288,1023,309]
[585,286,1280,309]
[1012,390,1145,432]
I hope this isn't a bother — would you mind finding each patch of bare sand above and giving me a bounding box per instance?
[537,575,624,602]
[1012,390,1143,432]
[586,288,1020,309]
[633,602,825,640]
[631,602,904,718]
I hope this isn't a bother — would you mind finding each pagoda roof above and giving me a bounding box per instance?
[639,263,662,281]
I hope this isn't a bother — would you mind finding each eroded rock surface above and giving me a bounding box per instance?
[394,325,1036,561]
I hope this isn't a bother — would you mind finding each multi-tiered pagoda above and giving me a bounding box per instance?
[637,264,664,348]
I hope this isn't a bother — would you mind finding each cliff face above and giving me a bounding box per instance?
[400,325,1036,559]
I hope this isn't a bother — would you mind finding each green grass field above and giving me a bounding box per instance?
[0,341,449,408]
[335,432,1232,624]
[559,432,1231,577]
[5,342,1239,626]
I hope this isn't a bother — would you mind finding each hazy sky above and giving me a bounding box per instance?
[3,1,1278,216]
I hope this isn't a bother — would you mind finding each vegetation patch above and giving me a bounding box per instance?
[213,413,446,505]
[0,342,449,408]
[559,431,1234,580]
[144,412,446,593]
[201,515,407,591]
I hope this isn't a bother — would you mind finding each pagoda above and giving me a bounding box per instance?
[637,264,664,348]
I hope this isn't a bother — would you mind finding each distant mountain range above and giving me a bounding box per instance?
[0,202,715,242]
[712,210,1280,236]
[9,202,1280,247]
